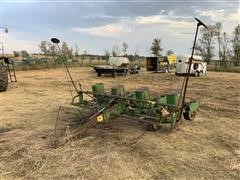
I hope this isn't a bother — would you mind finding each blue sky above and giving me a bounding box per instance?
[0,0,239,55]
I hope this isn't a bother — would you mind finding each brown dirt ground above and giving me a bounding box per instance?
[0,67,240,179]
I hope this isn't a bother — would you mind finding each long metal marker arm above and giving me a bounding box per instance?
[51,38,79,94]
[178,18,207,122]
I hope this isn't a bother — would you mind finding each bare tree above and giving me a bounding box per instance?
[219,32,231,67]
[215,22,223,66]
[61,42,73,59]
[39,41,49,55]
[103,49,110,62]
[48,42,57,55]
[134,45,140,65]
[195,24,217,64]
[112,45,120,57]
[74,43,80,57]
[122,42,128,56]
[145,46,151,56]
[232,24,240,66]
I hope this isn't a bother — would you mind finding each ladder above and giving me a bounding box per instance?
[7,61,17,82]
[0,42,17,82]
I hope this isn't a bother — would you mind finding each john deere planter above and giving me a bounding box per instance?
[54,82,200,146]
[51,18,207,146]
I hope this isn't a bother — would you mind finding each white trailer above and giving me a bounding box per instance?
[175,55,207,76]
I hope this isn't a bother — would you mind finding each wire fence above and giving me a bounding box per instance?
[13,56,147,71]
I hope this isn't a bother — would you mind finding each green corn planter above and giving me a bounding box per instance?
[167,93,179,106]
[92,83,105,108]
[135,88,150,101]
[111,85,125,96]
[92,83,104,95]
[156,95,167,104]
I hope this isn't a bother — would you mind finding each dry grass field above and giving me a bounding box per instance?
[0,67,240,179]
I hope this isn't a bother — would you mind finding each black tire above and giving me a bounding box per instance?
[0,64,8,92]
[97,72,102,77]
[112,71,117,78]
[183,111,196,121]
[194,71,199,77]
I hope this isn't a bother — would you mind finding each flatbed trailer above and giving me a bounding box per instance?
[93,65,129,77]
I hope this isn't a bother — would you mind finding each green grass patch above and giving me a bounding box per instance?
[208,65,240,73]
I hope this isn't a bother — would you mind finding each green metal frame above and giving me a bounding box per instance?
[71,83,199,130]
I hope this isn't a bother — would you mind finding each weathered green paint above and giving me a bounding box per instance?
[92,83,104,95]
[185,100,199,112]
[167,93,179,105]
[92,83,105,110]
[76,83,199,130]
[111,85,125,96]
[135,88,150,101]
[156,95,167,104]
[101,101,126,123]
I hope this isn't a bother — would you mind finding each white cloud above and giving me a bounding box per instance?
[3,32,39,53]
[136,14,170,24]
[196,9,225,21]
[72,12,194,37]
[229,9,240,21]
[196,8,240,24]
[72,23,132,37]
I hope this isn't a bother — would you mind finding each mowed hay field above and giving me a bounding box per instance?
[0,67,240,179]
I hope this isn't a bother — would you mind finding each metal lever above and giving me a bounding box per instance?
[51,38,79,94]
[178,18,207,122]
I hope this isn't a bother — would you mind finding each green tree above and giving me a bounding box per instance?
[13,51,20,57]
[20,50,30,58]
[150,38,163,56]
[61,42,73,59]
[166,49,174,55]
[232,24,240,66]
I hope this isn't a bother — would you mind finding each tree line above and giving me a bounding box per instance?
[195,23,239,66]
[150,24,240,67]
[13,23,239,67]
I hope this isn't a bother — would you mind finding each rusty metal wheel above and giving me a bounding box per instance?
[145,123,160,131]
